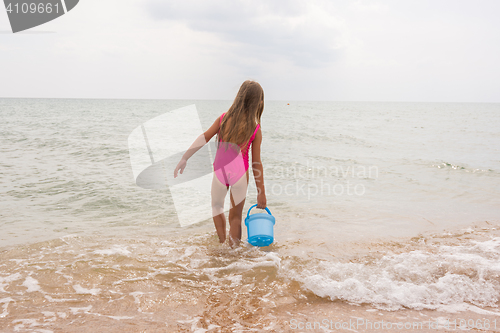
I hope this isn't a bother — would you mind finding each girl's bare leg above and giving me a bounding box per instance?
[211,173,229,243]
[228,171,249,248]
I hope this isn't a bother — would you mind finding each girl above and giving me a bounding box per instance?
[173,80,267,247]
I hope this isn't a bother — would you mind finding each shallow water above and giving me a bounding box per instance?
[1,224,500,332]
[1,99,500,331]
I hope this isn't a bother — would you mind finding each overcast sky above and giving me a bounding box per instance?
[1,0,499,102]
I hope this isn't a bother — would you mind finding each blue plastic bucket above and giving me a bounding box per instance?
[245,204,275,247]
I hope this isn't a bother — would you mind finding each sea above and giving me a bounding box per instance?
[1,98,500,332]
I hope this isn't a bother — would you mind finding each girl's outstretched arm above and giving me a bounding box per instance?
[174,116,221,178]
[251,128,267,209]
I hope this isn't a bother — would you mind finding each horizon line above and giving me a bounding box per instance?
[0,97,498,104]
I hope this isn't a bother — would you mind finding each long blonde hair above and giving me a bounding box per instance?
[219,80,264,146]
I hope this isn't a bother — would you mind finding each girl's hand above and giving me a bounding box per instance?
[257,192,267,209]
[174,159,187,178]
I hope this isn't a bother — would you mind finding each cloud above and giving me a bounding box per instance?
[144,0,345,68]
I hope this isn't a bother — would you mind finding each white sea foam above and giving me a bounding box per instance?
[93,246,131,256]
[156,248,171,256]
[470,237,500,254]
[9,259,25,265]
[41,311,58,323]
[72,284,101,295]
[225,274,243,287]
[285,237,500,311]
[129,291,144,305]
[180,246,197,259]
[22,276,41,292]
[201,251,281,277]
[41,311,56,317]
[0,272,22,292]
[69,305,92,314]
[0,297,14,318]
[437,303,500,316]
[178,317,219,333]
[107,315,135,320]
[44,295,75,303]
[12,318,53,332]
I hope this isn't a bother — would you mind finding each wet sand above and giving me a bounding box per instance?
[2,222,500,332]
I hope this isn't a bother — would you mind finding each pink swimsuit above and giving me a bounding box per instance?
[213,113,260,186]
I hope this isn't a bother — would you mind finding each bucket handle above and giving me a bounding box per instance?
[247,204,272,218]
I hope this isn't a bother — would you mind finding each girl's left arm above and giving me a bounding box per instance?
[251,128,267,209]
[174,117,221,178]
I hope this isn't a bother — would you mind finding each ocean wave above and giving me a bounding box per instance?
[432,161,496,174]
[283,235,500,311]
[2,226,500,331]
